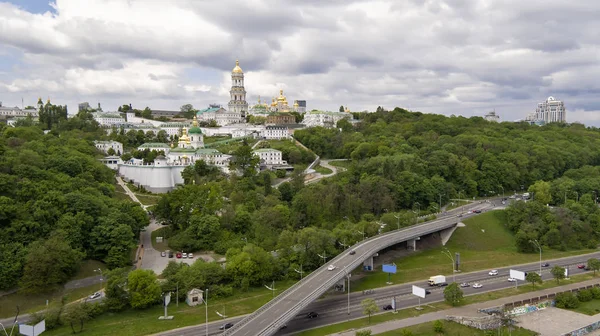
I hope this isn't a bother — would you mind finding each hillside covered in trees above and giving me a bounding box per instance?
[0,121,148,293]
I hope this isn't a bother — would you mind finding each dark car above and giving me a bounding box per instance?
[383,304,393,310]
[474,210,482,213]
[425,290,432,294]
[168,252,174,258]
[438,283,449,287]
[349,250,356,255]
[279,325,287,330]
[307,312,319,319]
[219,323,234,330]
[541,263,550,267]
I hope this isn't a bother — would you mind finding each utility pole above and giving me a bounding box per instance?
[441,248,456,283]
[205,288,208,336]
[264,281,276,298]
[530,240,542,275]
[94,268,104,293]
[394,214,400,230]
[438,194,442,213]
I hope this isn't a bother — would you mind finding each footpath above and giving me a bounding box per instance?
[335,278,600,335]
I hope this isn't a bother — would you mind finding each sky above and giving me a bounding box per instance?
[1,0,600,124]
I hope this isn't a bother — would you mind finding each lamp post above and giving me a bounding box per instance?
[458,191,464,214]
[356,230,365,241]
[264,280,276,298]
[343,266,351,316]
[94,268,104,293]
[393,214,400,230]
[530,240,542,275]
[414,202,420,224]
[294,264,304,280]
[317,252,327,265]
[438,194,443,213]
[441,248,456,283]
[500,186,504,199]
[204,288,208,336]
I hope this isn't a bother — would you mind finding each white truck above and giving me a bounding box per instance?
[428,275,447,286]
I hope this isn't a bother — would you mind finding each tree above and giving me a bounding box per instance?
[551,266,566,284]
[180,104,197,119]
[588,258,600,276]
[107,147,116,156]
[355,330,372,336]
[104,268,130,311]
[230,140,259,176]
[61,302,90,333]
[443,283,464,306]
[528,180,552,204]
[339,105,345,112]
[361,298,378,323]
[399,330,414,336]
[127,269,161,309]
[525,271,542,288]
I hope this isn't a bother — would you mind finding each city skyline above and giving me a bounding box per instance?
[1,1,600,124]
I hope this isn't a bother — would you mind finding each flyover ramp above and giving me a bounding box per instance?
[224,201,497,336]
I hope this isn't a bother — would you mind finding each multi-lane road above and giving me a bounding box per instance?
[157,251,600,336]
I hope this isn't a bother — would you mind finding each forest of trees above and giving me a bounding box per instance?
[0,121,148,293]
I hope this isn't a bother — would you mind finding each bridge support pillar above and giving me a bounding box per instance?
[407,238,418,251]
[363,256,374,271]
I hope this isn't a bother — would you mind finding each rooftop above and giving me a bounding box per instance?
[138,143,171,148]
[254,148,281,153]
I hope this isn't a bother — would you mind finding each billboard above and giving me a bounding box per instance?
[19,320,45,336]
[383,264,397,274]
[510,269,525,281]
[412,285,426,298]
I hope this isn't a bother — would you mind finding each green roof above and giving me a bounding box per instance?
[197,107,221,115]
[189,126,202,134]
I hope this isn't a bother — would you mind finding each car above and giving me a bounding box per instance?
[188,253,194,259]
[585,266,591,271]
[219,323,234,330]
[457,214,463,218]
[509,195,516,199]
[383,304,393,310]
[182,252,188,258]
[578,264,586,269]
[89,292,101,300]
[425,289,431,294]
[542,263,550,267]
[460,283,470,288]
[161,251,166,257]
[279,325,287,330]
[327,265,336,271]
[176,252,182,258]
[168,252,174,258]
[474,210,482,213]
[489,270,499,276]
[349,250,356,255]
[507,277,517,282]
[307,312,319,319]
[437,283,448,287]
[472,283,483,288]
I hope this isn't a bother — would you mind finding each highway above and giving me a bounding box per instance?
[156,250,600,336]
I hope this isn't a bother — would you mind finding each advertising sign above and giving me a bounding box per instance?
[510,269,526,281]
[412,285,426,299]
[383,264,397,274]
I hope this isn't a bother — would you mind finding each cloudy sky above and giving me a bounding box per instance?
[1,0,600,124]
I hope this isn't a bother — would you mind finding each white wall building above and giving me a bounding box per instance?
[261,126,291,140]
[137,143,171,154]
[533,96,566,124]
[0,102,38,118]
[197,105,244,126]
[125,113,164,127]
[94,140,124,155]
[92,112,126,126]
[98,156,123,170]
[302,110,350,128]
[254,148,286,165]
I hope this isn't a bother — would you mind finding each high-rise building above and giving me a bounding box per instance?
[228,60,248,117]
[484,110,500,122]
[533,96,566,123]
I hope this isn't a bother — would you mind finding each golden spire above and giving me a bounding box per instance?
[232,60,243,73]
[192,116,199,127]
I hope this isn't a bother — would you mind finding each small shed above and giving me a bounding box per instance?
[186,288,204,306]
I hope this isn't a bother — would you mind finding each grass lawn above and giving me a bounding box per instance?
[0,283,103,318]
[72,260,108,280]
[42,279,297,336]
[572,298,600,316]
[378,320,536,336]
[135,194,161,206]
[151,227,170,252]
[313,164,333,174]
[352,210,596,291]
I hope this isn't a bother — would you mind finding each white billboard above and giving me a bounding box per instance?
[510,269,525,281]
[19,320,45,336]
[412,285,426,298]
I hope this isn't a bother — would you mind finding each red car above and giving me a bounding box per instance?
[176,252,182,258]
[578,264,586,269]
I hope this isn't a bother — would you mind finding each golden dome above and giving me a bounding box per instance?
[293,100,299,107]
[271,98,277,107]
[232,60,243,73]
[277,89,286,101]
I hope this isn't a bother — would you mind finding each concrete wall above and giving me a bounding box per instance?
[118,164,186,193]
[563,320,600,336]
[446,315,503,330]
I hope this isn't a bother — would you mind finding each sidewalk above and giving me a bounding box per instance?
[334,278,600,335]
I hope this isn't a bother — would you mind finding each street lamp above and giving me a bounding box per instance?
[265,280,276,298]
[94,268,104,293]
[414,202,420,224]
[317,252,327,265]
[356,230,365,241]
[441,248,456,283]
[294,264,304,280]
[343,267,351,315]
[500,186,504,199]
[530,240,542,276]
[438,194,443,213]
[204,288,209,336]
[393,214,400,230]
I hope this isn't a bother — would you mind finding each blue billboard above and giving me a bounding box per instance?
[382,264,397,274]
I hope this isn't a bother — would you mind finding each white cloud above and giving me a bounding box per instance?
[0,0,600,124]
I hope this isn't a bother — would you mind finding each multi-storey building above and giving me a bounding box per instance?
[92,112,126,126]
[94,141,124,155]
[532,96,566,124]
[228,60,248,117]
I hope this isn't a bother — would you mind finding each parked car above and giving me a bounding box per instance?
[542,263,550,267]
[472,283,483,288]
[383,305,393,310]
[460,283,470,288]
[578,264,586,269]
[474,210,482,213]
[176,252,182,258]
[507,277,517,282]
[307,312,319,319]
[182,252,188,258]
[161,251,166,257]
[219,323,234,330]
[349,250,356,255]
[279,325,287,330]
[188,253,194,259]
[89,292,101,300]
[168,251,174,258]
[425,289,431,294]
[327,265,336,271]
[489,270,499,276]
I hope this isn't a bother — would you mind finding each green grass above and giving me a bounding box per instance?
[72,260,108,280]
[203,135,231,144]
[135,194,161,206]
[353,210,596,291]
[41,280,297,336]
[0,283,103,318]
[378,320,536,336]
[313,164,333,174]
[572,298,600,316]
[151,227,170,252]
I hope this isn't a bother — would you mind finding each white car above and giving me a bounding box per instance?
[507,277,517,282]
[327,265,336,271]
[188,253,194,259]
[182,252,188,258]
[489,270,499,276]
[472,283,483,288]
[89,292,101,299]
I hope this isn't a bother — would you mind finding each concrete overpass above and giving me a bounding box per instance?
[224,201,498,336]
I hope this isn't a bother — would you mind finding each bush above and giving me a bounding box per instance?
[590,287,600,299]
[209,284,234,299]
[275,169,287,178]
[556,292,580,309]
[577,289,594,302]
[433,320,444,333]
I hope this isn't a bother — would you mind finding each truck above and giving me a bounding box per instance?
[428,275,446,286]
